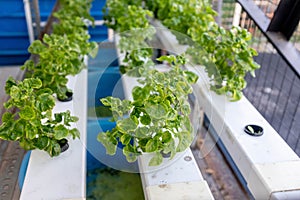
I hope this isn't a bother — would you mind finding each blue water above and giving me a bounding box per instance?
[86,45,143,199]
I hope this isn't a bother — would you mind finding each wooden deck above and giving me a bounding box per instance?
[0,67,26,200]
[191,126,253,200]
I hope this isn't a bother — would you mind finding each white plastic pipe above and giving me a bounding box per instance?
[233,3,242,27]
[23,0,35,43]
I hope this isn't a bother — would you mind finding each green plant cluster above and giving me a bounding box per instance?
[103,0,146,32]
[98,0,260,165]
[187,26,260,100]
[144,0,260,101]
[0,0,97,156]
[104,0,260,101]
[53,0,98,59]
[98,55,198,166]
[22,0,98,100]
[147,0,217,44]
[0,77,79,156]
[103,0,155,75]
[118,27,156,76]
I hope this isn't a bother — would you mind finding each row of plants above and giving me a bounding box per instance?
[152,0,260,100]
[0,0,97,156]
[104,0,260,101]
[97,0,260,165]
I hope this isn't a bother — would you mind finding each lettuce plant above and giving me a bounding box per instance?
[145,0,260,100]
[97,55,198,166]
[0,77,79,156]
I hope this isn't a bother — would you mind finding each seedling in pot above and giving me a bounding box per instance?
[0,77,80,156]
[97,55,198,166]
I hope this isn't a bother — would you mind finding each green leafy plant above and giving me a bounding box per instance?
[187,26,260,100]
[99,0,260,165]
[56,0,95,23]
[144,0,260,101]
[148,0,217,44]
[0,77,79,156]
[103,0,146,32]
[97,55,198,166]
[0,0,99,156]
[103,0,155,76]
[23,34,85,100]
[53,0,98,58]
[118,27,156,76]
[22,0,98,100]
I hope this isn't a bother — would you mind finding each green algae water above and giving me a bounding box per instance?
[87,167,144,200]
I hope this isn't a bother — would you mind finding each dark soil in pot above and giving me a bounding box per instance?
[58,138,69,153]
[57,91,73,102]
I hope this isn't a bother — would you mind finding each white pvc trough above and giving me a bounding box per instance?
[115,33,214,200]
[20,69,87,200]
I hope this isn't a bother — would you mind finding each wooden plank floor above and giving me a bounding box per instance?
[0,67,26,200]
[191,126,254,200]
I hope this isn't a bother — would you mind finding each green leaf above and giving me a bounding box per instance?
[97,132,117,155]
[36,88,53,96]
[0,126,11,140]
[182,115,192,132]
[13,120,26,140]
[120,134,132,145]
[135,127,150,138]
[19,138,34,150]
[49,141,61,157]
[34,136,50,150]
[88,41,98,58]
[132,86,150,101]
[123,145,138,163]
[163,138,176,159]
[28,40,47,54]
[176,131,192,152]
[70,128,80,139]
[20,106,36,120]
[145,103,168,119]
[2,112,13,123]
[140,113,151,125]
[54,113,63,123]
[149,152,163,166]
[23,78,42,89]
[117,118,137,133]
[231,90,243,101]
[21,60,35,71]
[37,93,55,112]
[184,71,199,84]
[9,85,22,100]
[145,139,158,152]
[25,123,38,140]
[101,96,115,107]
[162,131,172,143]
[157,55,176,63]
[5,77,17,94]
[53,125,69,140]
